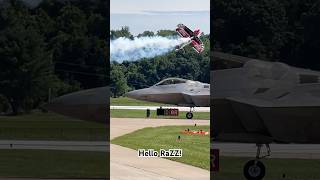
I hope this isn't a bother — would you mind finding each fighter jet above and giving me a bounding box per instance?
[212,51,320,179]
[126,78,209,119]
[43,86,109,124]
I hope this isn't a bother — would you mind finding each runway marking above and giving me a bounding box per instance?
[0,140,108,152]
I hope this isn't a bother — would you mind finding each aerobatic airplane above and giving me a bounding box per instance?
[175,24,204,53]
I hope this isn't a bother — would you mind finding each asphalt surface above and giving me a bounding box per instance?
[110,106,210,112]
[0,140,108,152]
[213,142,320,159]
[110,118,210,180]
[1,177,104,180]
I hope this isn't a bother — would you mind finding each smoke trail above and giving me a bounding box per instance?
[110,36,189,62]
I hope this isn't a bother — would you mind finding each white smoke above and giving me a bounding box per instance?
[110,36,190,62]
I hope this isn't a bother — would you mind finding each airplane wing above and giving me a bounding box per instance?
[182,89,210,107]
[191,37,204,53]
[213,97,274,143]
[176,24,194,38]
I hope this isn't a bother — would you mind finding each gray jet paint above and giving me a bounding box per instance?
[127,78,210,107]
[44,86,109,124]
[212,52,320,143]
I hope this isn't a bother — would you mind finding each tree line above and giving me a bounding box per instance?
[0,0,108,114]
[213,0,320,70]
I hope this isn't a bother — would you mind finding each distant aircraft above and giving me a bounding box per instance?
[212,51,320,180]
[175,24,204,53]
[126,78,209,119]
[44,86,109,124]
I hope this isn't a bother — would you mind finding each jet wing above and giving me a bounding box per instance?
[181,90,210,107]
[213,97,274,143]
[213,95,320,143]
[176,24,194,38]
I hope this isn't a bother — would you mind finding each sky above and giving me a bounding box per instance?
[110,0,210,35]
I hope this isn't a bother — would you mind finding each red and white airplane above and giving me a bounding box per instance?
[175,24,204,53]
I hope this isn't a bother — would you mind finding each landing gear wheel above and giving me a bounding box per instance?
[186,112,193,119]
[243,160,265,180]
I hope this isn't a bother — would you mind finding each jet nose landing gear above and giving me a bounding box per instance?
[186,112,193,119]
[186,107,194,119]
[244,144,270,180]
[244,160,265,180]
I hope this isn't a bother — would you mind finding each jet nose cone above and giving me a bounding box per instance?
[43,86,109,123]
[126,90,139,99]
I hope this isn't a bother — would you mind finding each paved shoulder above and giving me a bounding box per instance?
[110,144,209,180]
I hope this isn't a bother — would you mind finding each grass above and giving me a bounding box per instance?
[0,149,108,178]
[0,111,107,140]
[110,109,210,120]
[111,125,210,170]
[111,97,171,106]
[214,156,320,180]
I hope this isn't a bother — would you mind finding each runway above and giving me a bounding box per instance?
[0,179,104,180]
[0,140,108,152]
[110,118,210,180]
[213,142,320,159]
[110,106,210,112]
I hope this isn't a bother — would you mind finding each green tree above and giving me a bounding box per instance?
[110,26,133,40]
[51,4,107,89]
[110,64,129,97]
[137,31,154,38]
[300,2,320,69]
[213,0,288,60]
[0,3,58,114]
[0,0,109,114]
[57,4,87,36]
[157,30,178,37]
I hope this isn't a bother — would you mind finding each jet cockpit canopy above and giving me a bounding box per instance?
[154,78,187,86]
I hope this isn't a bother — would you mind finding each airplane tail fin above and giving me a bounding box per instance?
[193,29,201,36]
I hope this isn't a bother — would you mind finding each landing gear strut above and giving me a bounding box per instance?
[186,107,194,119]
[243,144,270,180]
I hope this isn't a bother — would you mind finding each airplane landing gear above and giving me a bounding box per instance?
[186,107,194,119]
[244,160,265,180]
[186,112,193,119]
[243,144,270,180]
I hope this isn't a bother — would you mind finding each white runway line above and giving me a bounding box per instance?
[0,140,108,152]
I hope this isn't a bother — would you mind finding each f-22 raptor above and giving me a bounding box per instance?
[127,78,210,119]
[212,51,320,180]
